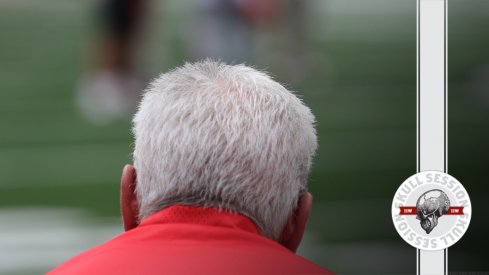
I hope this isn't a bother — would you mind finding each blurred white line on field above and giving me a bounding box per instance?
[0,207,121,274]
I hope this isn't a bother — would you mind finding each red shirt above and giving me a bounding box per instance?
[49,205,332,274]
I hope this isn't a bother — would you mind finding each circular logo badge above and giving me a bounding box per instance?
[392,171,471,251]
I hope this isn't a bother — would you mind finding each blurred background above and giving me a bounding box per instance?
[0,0,488,274]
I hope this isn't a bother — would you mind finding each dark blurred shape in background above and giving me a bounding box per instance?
[76,0,307,125]
[0,0,487,274]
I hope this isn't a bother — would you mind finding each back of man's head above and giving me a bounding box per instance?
[132,60,317,240]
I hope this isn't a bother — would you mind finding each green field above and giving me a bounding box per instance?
[0,0,488,274]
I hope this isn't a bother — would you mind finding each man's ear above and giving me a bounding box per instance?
[120,164,140,231]
[278,192,313,252]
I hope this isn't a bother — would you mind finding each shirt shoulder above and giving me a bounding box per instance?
[49,221,332,274]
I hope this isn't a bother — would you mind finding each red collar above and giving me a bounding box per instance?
[138,205,261,235]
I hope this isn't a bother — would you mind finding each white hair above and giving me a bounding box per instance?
[132,60,317,239]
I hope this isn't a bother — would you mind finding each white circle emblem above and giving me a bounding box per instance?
[391,171,471,251]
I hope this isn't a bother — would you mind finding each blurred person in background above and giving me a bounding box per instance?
[50,61,331,274]
[75,0,147,125]
[76,0,306,125]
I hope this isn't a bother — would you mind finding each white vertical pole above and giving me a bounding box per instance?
[417,0,447,274]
